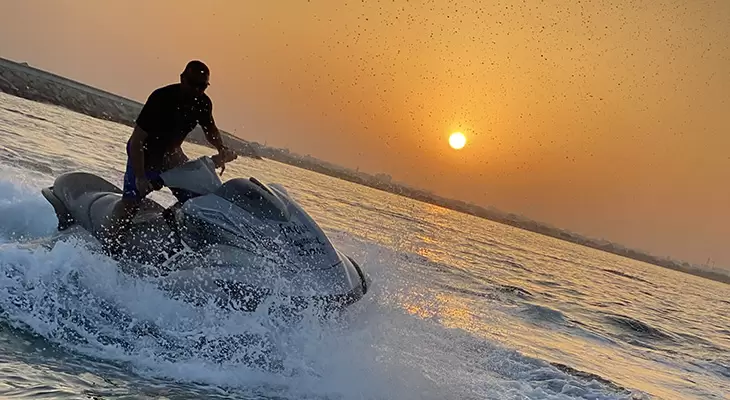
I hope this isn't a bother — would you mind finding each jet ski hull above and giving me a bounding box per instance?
[38,158,370,314]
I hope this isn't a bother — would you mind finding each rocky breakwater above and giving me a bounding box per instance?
[0,57,260,159]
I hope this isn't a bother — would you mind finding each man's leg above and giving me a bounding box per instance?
[102,157,143,254]
[104,197,140,254]
[162,146,189,170]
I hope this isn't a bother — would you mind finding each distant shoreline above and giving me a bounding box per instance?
[1,56,727,285]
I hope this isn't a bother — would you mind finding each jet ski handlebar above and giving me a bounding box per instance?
[149,151,238,194]
[150,178,165,191]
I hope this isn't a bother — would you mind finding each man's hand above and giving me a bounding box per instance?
[135,176,152,196]
[212,147,238,171]
[220,147,238,163]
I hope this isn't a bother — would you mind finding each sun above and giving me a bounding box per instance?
[449,132,467,150]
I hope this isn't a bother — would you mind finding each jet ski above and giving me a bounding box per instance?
[39,156,370,314]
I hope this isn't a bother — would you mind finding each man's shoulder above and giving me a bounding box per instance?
[148,83,181,99]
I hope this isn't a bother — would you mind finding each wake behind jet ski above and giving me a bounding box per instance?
[40,155,370,314]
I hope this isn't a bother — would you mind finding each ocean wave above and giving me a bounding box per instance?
[0,236,641,399]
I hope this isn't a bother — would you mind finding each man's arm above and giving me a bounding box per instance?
[198,97,227,152]
[199,99,236,169]
[202,121,238,169]
[128,125,148,178]
[201,120,227,152]
[131,87,165,177]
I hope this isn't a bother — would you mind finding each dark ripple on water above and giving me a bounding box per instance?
[591,300,632,308]
[531,279,562,288]
[313,193,443,231]
[549,362,636,397]
[519,303,569,325]
[603,314,674,341]
[600,269,653,285]
[0,107,54,124]
[0,156,54,175]
[706,359,730,379]
[431,281,534,308]
[400,252,504,293]
[495,284,533,298]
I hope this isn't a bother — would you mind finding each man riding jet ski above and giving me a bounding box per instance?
[38,60,369,313]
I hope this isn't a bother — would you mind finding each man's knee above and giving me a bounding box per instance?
[114,196,141,220]
[122,196,141,211]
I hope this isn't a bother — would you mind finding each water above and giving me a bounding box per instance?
[0,91,728,399]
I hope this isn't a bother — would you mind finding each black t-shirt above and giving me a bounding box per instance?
[135,83,213,170]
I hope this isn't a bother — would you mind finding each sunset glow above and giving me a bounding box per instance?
[0,0,728,266]
[448,132,466,150]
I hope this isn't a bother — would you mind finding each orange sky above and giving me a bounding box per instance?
[2,0,729,267]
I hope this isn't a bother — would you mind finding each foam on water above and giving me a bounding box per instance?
[0,165,56,242]
[0,163,647,399]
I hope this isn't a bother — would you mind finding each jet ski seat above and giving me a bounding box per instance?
[46,172,166,235]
